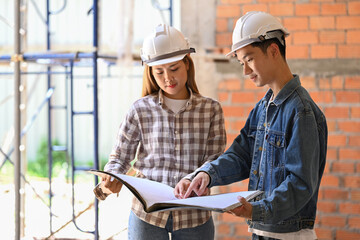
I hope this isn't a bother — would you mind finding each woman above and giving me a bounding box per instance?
[102,24,226,240]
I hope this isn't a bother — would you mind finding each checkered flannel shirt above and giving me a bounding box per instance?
[104,89,226,231]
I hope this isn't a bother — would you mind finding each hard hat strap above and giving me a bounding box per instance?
[143,48,195,65]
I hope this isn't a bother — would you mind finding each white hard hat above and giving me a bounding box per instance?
[226,11,289,57]
[140,24,195,66]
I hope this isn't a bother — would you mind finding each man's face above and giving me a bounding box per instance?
[235,44,275,88]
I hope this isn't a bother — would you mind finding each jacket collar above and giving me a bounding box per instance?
[262,75,300,107]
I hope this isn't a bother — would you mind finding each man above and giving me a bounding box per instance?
[174,11,328,240]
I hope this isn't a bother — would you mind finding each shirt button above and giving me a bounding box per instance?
[253,170,258,175]
[258,147,263,151]
[175,130,178,134]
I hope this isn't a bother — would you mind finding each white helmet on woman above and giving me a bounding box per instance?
[140,24,195,66]
[226,11,289,57]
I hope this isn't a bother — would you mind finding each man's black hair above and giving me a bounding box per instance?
[251,36,286,60]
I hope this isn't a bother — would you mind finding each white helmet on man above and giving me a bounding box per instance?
[226,11,289,57]
[140,24,195,66]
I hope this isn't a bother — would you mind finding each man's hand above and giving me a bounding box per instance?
[227,197,253,219]
[101,175,123,194]
[182,172,210,199]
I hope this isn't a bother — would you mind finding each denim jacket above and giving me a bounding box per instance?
[200,75,328,233]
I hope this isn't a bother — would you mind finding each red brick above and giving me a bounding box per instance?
[311,45,336,59]
[221,0,252,4]
[216,32,233,46]
[317,201,337,213]
[300,76,316,89]
[332,162,355,174]
[345,76,360,89]
[315,227,333,240]
[310,91,333,103]
[216,18,228,32]
[351,107,360,118]
[338,121,360,133]
[235,222,251,237]
[320,174,340,187]
[328,134,347,147]
[339,202,360,214]
[344,175,360,188]
[338,45,360,58]
[336,16,360,30]
[287,45,309,59]
[223,106,246,117]
[330,76,344,89]
[339,148,360,160]
[322,188,349,200]
[222,211,243,223]
[283,17,308,31]
[320,216,346,227]
[319,78,331,89]
[268,3,294,16]
[326,148,337,161]
[241,4,268,14]
[310,16,335,29]
[232,92,256,103]
[319,30,345,44]
[295,3,320,16]
[349,1,360,15]
[321,3,347,15]
[336,230,360,240]
[349,136,360,147]
[351,190,360,201]
[257,0,281,3]
[326,120,337,132]
[347,30,360,44]
[335,91,360,103]
[218,79,242,91]
[233,120,246,131]
[218,92,230,102]
[324,106,349,119]
[217,5,241,18]
[293,31,319,44]
[349,217,360,229]
[217,223,231,235]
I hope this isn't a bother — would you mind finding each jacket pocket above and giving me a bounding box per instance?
[266,132,286,189]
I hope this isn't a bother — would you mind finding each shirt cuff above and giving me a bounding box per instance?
[251,201,265,222]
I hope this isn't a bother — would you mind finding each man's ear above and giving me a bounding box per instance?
[269,43,280,58]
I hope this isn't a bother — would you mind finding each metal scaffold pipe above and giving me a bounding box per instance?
[14,0,22,239]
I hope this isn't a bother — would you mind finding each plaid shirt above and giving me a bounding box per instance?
[104,89,226,231]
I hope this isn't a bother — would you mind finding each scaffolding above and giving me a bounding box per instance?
[1,0,173,239]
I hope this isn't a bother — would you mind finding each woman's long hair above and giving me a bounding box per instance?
[141,55,200,97]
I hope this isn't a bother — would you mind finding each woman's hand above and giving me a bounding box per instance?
[174,177,210,199]
[174,178,191,199]
[101,175,123,194]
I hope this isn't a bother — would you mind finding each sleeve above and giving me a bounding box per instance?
[251,110,322,224]
[104,105,141,174]
[201,113,254,187]
[184,100,227,180]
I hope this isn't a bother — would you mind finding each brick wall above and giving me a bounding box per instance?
[213,1,360,239]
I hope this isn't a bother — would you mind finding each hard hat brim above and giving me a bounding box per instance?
[146,53,187,66]
[225,39,260,57]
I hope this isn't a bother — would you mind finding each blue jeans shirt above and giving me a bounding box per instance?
[201,75,328,233]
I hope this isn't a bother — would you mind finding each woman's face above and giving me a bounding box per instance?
[151,59,189,99]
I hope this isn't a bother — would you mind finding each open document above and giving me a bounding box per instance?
[89,170,262,213]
